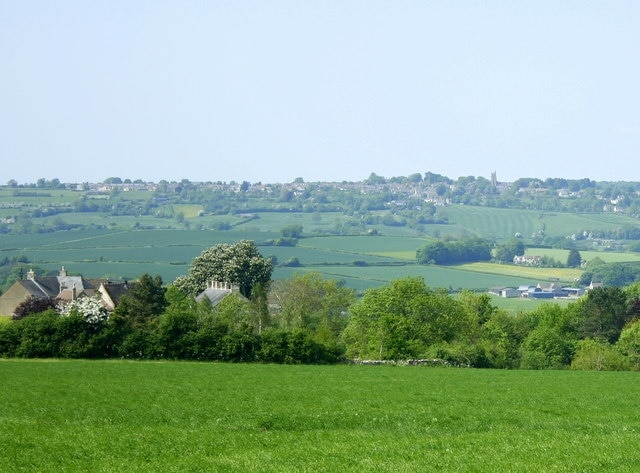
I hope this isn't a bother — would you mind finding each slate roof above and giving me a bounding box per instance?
[17,278,59,298]
[99,281,136,308]
[196,281,242,306]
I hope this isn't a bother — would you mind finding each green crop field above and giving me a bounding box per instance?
[458,262,583,283]
[524,247,640,264]
[278,263,539,292]
[438,206,640,242]
[2,187,639,293]
[300,235,428,259]
[5,225,634,292]
[1,360,638,472]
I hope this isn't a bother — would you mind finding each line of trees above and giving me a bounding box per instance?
[416,237,492,265]
[2,241,640,370]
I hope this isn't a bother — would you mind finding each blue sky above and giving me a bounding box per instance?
[1,1,639,184]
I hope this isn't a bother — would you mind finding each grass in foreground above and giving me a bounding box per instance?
[1,360,639,472]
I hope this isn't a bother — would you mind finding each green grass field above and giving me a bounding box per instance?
[1,360,638,472]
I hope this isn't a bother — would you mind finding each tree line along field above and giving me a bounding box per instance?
[1,359,638,472]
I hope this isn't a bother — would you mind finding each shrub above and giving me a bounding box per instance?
[571,339,630,371]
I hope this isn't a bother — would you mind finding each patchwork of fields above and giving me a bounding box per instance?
[3,223,640,292]
[2,187,640,292]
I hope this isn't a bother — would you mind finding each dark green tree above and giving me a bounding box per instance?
[280,224,303,238]
[573,286,632,343]
[417,238,491,265]
[494,238,525,263]
[566,249,582,268]
[114,274,167,326]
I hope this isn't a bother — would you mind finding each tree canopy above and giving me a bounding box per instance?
[416,237,492,265]
[173,240,273,298]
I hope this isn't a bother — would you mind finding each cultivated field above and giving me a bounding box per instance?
[438,206,640,243]
[1,360,638,472]
[3,185,640,292]
[3,224,639,292]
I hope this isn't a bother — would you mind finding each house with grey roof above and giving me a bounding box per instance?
[98,281,137,311]
[0,267,96,317]
[196,281,243,307]
[0,267,137,318]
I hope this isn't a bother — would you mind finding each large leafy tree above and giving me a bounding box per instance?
[573,286,632,343]
[616,319,640,369]
[174,240,273,299]
[342,277,472,360]
[494,238,525,263]
[270,272,355,345]
[518,304,578,369]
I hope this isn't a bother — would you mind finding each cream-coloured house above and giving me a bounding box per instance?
[0,267,96,317]
[0,267,134,318]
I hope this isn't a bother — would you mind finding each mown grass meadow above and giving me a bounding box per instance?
[1,360,638,472]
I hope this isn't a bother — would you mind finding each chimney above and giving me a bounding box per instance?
[27,269,35,280]
[59,266,67,277]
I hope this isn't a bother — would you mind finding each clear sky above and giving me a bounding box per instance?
[1,1,639,185]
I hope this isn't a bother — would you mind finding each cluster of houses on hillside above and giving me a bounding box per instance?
[0,267,134,318]
[0,267,240,318]
[488,281,602,299]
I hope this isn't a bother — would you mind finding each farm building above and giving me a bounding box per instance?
[524,287,556,299]
[562,287,586,297]
[513,255,542,266]
[488,287,520,298]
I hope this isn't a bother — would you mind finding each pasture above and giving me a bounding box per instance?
[1,360,638,472]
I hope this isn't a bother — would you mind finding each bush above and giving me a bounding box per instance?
[13,311,60,358]
[258,329,341,364]
[616,320,640,370]
[519,327,574,370]
[571,339,630,371]
[117,329,158,359]
[156,311,198,359]
[0,320,20,357]
[218,330,259,362]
